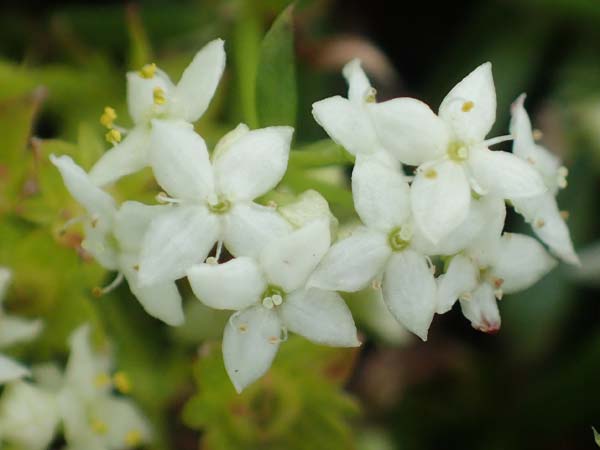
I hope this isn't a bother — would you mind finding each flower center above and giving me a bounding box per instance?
[261,285,285,309]
[208,199,231,214]
[388,226,412,252]
[447,141,469,162]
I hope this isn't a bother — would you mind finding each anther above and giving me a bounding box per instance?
[535,218,545,228]
[133,264,140,271]
[100,106,117,128]
[560,210,570,220]
[238,324,248,333]
[113,371,131,394]
[153,87,166,105]
[94,372,111,388]
[91,419,108,435]
[92,272,125,297]
[125,430,142,447]
[272,294,283,306]
[364,87,377,103]
[371,279,382,290]
[268,335,279,345]
[461,101,475,112]
[532,129,543,140]
[425,168,437,179]
[105,129,122,145]
[139,63,156,79]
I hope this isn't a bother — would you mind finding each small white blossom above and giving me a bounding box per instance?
[312,58,389,158]
[57,325,151,450]
[309,156,438,341]
[137,121,294,285]
[0,268,43,384]
[437,214,556,332]
[186,219,359,392]
[369,63,547,243]
[509,94,579,264]
[0,380,60,450]
[51,155,184,325]
[89,39,226,186]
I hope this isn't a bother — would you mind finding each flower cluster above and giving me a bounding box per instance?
[0,325,150,450]
[51,40,576,393]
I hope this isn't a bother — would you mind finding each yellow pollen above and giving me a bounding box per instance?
[94,372,111,388]
[560,210,570,220]
[532,129,543,140]
[92,286,103,298]
[100,106,117,128]
[105,129,122,145]
[461,101,475,112]
[493,277,504,289]
[268,336,279,345]
[238,324,248,333]
[139,63,157,79]
[125,430,142,447]
[153,87,166,105]
[113,371,132,394]
[535,218,545,228]
[91,419,108,435]
[425,168,437,179]
[365,87,377,103]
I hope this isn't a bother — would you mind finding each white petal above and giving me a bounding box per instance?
[468,147,546,199]
[213,123,250,160]
[464,196,507,267]
[0,381,60,450]
[512,194,578,264]
[65,325,111,399]
[0,355,29,384]
[509,94,536,159]
[223,306,282,393]
[95,396,152,449]
[50,154,115,223]
[82,223,119,271]
[459,283,500,333]
[223,202,292,258]
[382,250,437,341]
[280,288,360,347]
[491,233,557,294]
[309,228,390,292]
[260,219,331,293]
[439,62,496,143]
[187,257,267,310]
[369,98,449,165]
[127,68,174,124]
[88,127,150,186]
[138,205,219,285]
[278,189,338,233]
[172,39,226,122]
[342,58,372,105]
[114,201,170,253]
[0,316,43,348]
[411,160,471,244]
[149,119,215,201]
[120,254,184,326]
[436,254,479,314]
[351,154,411,231]
[213,126,293,201]
[312,96,379,155]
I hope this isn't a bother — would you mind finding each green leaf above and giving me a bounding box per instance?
[593,427,600,447]
[256,3,297,128]
[183,337,360,450]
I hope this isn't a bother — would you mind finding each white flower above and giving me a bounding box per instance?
[186,219,359,393]
[308,156,438,341]
[89,39,226,186]
[137,121,294,286]
[57,325,152,450]
[509,94,579,264]
[0,380,60,450]
[437,225,556,333]
[312,58,389,158]
[51,155,184,325]
[0,268,43,384]
[369,62,547,243]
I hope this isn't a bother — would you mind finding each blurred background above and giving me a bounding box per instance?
[1,0,600,449]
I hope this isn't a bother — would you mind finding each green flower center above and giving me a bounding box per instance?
[261,285,285,309]
[447,141,469,162]
[388,226,411,252]
[208,199,231,214]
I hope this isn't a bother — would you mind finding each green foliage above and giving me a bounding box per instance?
[594,427,600,447]
[183,337,360,450]
[256,3,297,128]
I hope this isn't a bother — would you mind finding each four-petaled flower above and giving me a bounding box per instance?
[186,219,359,392]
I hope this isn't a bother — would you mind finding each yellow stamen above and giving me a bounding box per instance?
[105,129,122,145]
[92,286,103,298]
[125,429,142,447]
[91,419,108,435]
[139,63,157,79]
[113,371,132,394]
[94,372,111,388]
[153,87,166,105]
[560,210,570,220]
[100,106,117,128]
[532,129,543,140]
[424,168,437,179]
[461,101,475,112]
